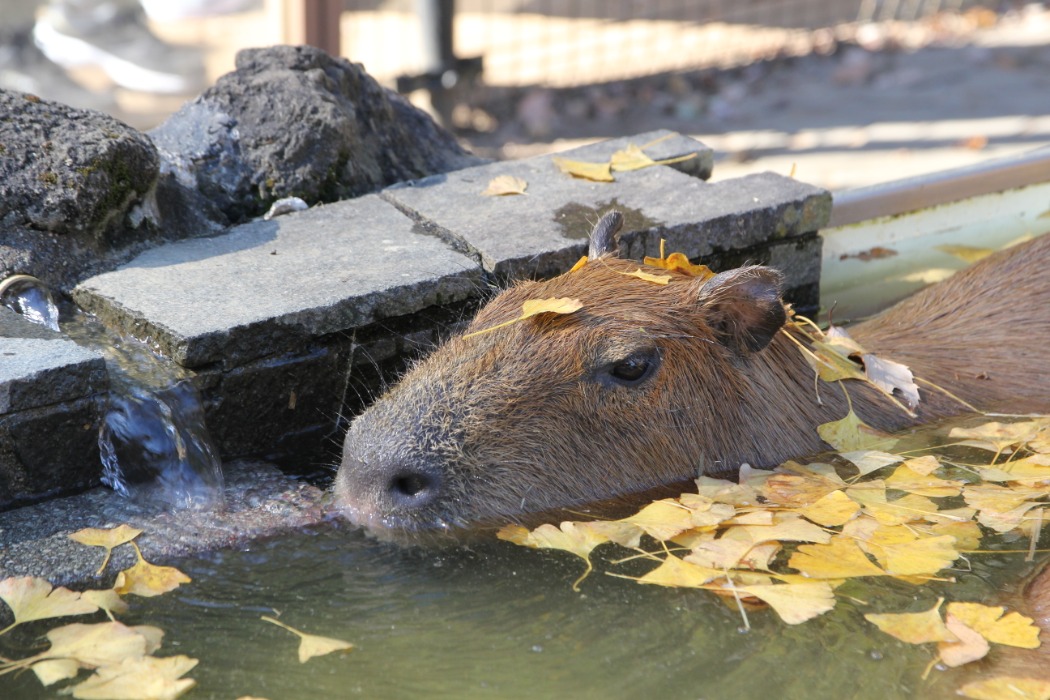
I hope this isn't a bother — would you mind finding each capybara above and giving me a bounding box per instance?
[334,212,1050,534]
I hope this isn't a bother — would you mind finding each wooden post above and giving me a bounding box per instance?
[280,0,343,56]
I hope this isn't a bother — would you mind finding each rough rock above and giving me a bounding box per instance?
[0,89,161,291]
[150,45,486,225]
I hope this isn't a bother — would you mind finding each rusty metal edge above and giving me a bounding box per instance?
[827,146,1050,228]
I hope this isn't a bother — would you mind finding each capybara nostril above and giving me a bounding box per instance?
[387,470,440,507]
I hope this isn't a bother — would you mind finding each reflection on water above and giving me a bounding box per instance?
[0,275,60,331]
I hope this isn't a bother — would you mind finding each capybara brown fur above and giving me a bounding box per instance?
[334,214,1050,534]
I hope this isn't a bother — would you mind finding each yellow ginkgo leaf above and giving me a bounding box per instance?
[818,409,899,452]
[949,419,1050,454]
[261,616,354,663]
[884,464,963,498]
[734,582,836,625]
[480,174,528,196]
[759,463,846,507]
[685,537,756,571]
[68,525,143,576]
[936,243,995,263]
[113,543,191,598]
[0,621,161,677]
[619,269,672,285]
[729,513,831,545]
[609,143,698,172]
[81,589,129,620]
[568,255,588,273]
[463,297,583,339]
[900,455,940,476]
[552,157,614,182]
[31,658,81,686]
[945,602,1041,649]
[847,487,941,526]
[788,535,885,579]
[68,655,197,700]
[643,252,714,279]
[0,576,98,635]
[868,534,959,577]
[865,599,957,644]
[839,450,902,476]
[694,475,759,506]
[978,455,1050,483]
[805,340,867,383]
[497,521,614,590]
[939,614,991,667]
[634,555,720,588]
[800,489,860,527]
[913,520,983,552]
[620,499,696,541]
[958,675,1050,700]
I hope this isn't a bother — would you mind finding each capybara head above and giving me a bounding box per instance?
[334,212,789,535]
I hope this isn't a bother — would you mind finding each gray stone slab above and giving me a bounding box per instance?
[73,194,484,369]
[0,308,107,413]
[383,134,830,281]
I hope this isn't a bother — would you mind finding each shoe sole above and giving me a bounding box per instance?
[34,20,200,95]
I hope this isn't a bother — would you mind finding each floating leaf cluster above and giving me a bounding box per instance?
[500,413,1050,694]
[1,525,353,699]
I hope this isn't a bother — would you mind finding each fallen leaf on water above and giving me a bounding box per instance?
[758,463,846,507]
[619,269,672,285]
[732,582,836,624]
[839,450,902,476]
[552,157,614,182]
[799,489,861,527]
[884,463,963,498]
[497,521,614,590]
[31,658,81,686]
[113,543,191,598]
[958,675,1050,700]
[945,602,1041,649]
[788,534,885,579]
[463,297,584,339]
[0,576,98,635]
[619,499,696,541]
[260,616,354,663]
[81,589,129,620]
[865,599,957,644]
[950,419,1050,454]
[633,555,720,588]
[481,174,528,196]
[68,655,197,700]
[68,525,143,576]
[939,614,991,667]
[0,622,161,678]
[866,533,959,577]
[818,409,898,452]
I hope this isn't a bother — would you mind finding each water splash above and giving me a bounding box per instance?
[65,314,226,510]
[0,274,60,331]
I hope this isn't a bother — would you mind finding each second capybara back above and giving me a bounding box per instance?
[334,214,1050,535]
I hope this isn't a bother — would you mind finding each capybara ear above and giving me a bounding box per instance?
[588,211,625,258]
[695,266,786,354]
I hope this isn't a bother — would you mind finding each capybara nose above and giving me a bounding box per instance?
[386,467,441,509]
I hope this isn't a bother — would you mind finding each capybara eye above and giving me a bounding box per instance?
[607,351,659,385]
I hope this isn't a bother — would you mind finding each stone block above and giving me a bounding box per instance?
[73,194,484,369]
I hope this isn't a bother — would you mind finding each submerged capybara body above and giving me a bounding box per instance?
[334,214,1050,534]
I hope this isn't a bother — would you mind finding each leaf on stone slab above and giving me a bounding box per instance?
[733,582,836,624]
[609,143,698,172]
[945,602,1041,649]
[865,599,957,644]
[68,525,143,576]
[113,543,191,598]
[957,675,1050,700]
[481,174,528,196]
[939,614,991,667]
[552,157,614,182]
[260,616,354,663]
[0,576,98,635]
[68,655,197,700]
[818,409,899,452]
